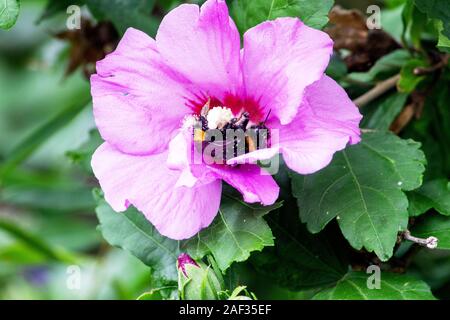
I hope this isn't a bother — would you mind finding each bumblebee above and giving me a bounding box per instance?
[193,101,270,161]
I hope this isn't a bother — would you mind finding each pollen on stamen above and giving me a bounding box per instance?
[206,106,233,129]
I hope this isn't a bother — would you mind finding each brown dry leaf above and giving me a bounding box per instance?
[390,92,426,134]
[56,18,119,79]
[327,6,368,51]
[326,6,400,72]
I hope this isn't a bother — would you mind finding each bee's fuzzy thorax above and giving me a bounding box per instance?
[206,106,233,129]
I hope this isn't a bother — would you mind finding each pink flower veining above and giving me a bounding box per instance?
[90,0,362,240]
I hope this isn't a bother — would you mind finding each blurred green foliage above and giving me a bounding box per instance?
[0,0,154,300]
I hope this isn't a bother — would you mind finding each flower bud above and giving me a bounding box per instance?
[177,253,222,300]
[177,253,199,277]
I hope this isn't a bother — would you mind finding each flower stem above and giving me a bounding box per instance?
[402,230,438,249]
[353,74,400,108]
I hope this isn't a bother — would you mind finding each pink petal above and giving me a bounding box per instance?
[226,147,280,166]
[301,75,362,145]
[156,0,242,101]
[208,165,280,205]
[277,75,362,174]
[91,143,222,240]
[91,28,195,155]
[167,129,216,188]
[242,17,333,125]
[165,129,279,205]
[167,129,192,172]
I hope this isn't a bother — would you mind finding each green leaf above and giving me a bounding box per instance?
[386,0,409,9]
[381,4,406,42]
[413,214,450,249]
[437,34,450,53]
[179,263,223,300]
[398,58,429,93]
[409,247,450,290]
[399,71,450,181]
[230,0,334,34]
[412,0,450,51]
[250,208,349,291]
[363,93,409,130]
[436,20,450,53]
[0,0,20,30]
[348,49,410,84]
[136,286,177,300]
[66,129,102,173]
[326,54,348,80]
[291,131,426,261]
[86,0,158,36]
[95,193,179,281]
[155,0,183,12]
[313,272,435,300]
[402,2,427,49]
[185,195,280,271]
[136,291,163,300]
[226,285,254,300]
[408,179,450,216]
[414,0,450,39]
[38,0,86,22]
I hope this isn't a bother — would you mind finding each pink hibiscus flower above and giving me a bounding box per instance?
[90,0,362,240]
